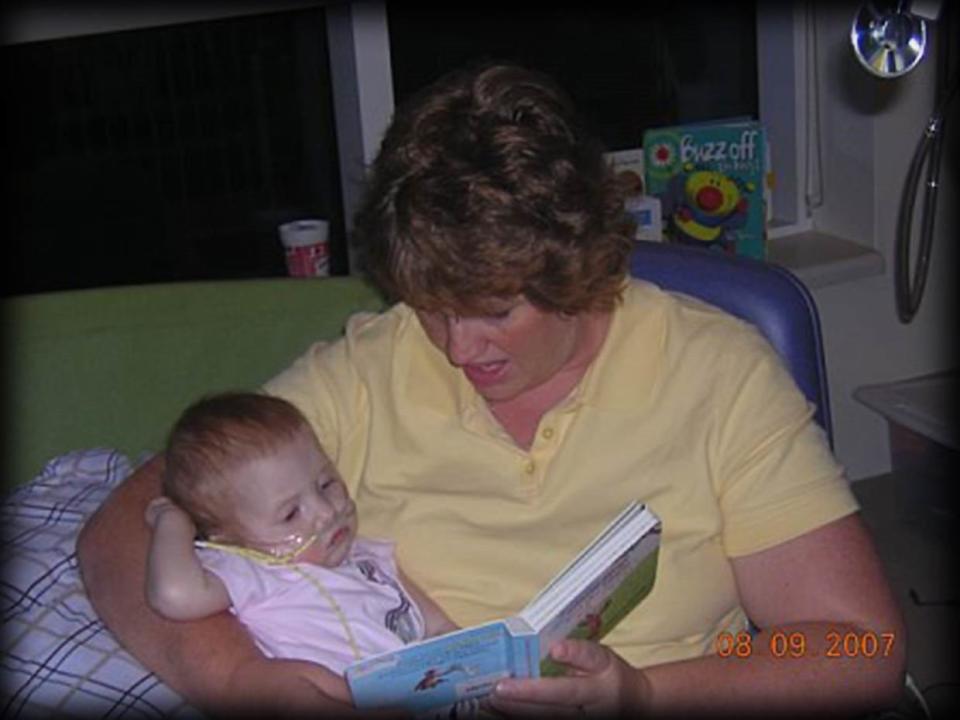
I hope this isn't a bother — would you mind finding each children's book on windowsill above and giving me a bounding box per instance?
[605,148,663,242]
[642,118,772,260]
[346,500,661,718]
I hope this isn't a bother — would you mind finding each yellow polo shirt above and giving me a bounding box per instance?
[264,279,858,668]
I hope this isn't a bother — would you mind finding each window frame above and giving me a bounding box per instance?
[3,1,819,266]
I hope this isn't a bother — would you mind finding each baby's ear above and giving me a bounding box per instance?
[198,516,230,542]
[203,529,227,542]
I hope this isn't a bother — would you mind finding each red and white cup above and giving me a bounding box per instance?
[279,219,330,278]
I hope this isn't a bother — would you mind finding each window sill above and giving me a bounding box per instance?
[767,231,885,290]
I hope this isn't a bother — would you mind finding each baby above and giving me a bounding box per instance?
[144,392,456,697]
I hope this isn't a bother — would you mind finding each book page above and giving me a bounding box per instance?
[348,621,522,713]
[534,532,660,675]
[513,502,661,675]
[522,503,658,627]
[522,501,643,618]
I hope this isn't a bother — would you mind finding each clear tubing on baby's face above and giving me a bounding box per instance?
[248,531,320,562]
[206,491,356,562]
[251,496,357,561]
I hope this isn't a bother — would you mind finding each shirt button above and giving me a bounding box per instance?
[541,427,555,440]
[524,461,536,474]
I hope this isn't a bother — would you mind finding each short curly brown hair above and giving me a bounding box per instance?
[354,62,632,316]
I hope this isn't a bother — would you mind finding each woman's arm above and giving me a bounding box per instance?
[144,497,232,620]
[77,454,354,714]
[642,512,906,715]
[489,513,907,717]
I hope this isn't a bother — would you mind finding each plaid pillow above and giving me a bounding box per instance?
[1,449,198,718]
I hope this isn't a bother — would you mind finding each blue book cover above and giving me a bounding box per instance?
[643,120,769,259]
[346,501,661,716]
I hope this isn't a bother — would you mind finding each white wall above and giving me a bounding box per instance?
[807,1,957,480]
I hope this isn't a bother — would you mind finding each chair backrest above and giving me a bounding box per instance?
[629,242,833,447]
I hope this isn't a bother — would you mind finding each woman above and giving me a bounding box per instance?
[78,63,905,717]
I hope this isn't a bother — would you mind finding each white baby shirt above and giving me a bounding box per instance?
[198,537,426,674]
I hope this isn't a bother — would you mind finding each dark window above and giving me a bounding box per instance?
[388,3,758,152]
[1,7,344,296]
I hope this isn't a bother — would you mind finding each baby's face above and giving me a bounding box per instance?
[218,428,358,567]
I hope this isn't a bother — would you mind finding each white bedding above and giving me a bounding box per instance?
[1,449,199,718]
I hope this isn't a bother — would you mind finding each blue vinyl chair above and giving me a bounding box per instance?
[628,241,833,448]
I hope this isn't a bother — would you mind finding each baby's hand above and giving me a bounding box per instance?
[144,496,192,530]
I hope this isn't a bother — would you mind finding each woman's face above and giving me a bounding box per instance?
[416,297,587,404]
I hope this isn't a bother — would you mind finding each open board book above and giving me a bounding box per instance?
[346,500,661,717]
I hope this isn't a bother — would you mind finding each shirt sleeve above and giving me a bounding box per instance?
[262,340,342,454]
[710,332,859,557]
[196,547,268,614]
[263,326,375,468]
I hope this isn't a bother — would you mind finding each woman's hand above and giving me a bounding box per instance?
[488,639,651,717]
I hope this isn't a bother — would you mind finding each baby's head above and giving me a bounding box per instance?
[164,392,357,566]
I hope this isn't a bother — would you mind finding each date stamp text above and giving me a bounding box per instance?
[715,630,897,659]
